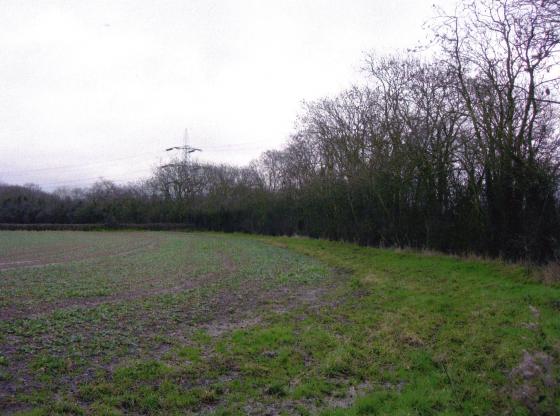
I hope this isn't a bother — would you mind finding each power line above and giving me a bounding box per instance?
[33,167,155,188]
[203,146,265,153]
[1,137,272,185]
[202,140,269,150]
[1,141,270,177]
[0,151,163,177]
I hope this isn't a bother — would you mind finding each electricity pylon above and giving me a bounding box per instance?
[163,128,201,168]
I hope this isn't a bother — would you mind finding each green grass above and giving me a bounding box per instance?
[0,232,558,415]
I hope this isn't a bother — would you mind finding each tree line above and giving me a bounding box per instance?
[1,0,559,262]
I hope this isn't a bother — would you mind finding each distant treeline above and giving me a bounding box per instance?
[1,0,559,262]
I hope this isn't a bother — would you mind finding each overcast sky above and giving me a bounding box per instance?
[0,0,453,190]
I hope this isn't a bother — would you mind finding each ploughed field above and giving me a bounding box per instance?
[0,232,558,415]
